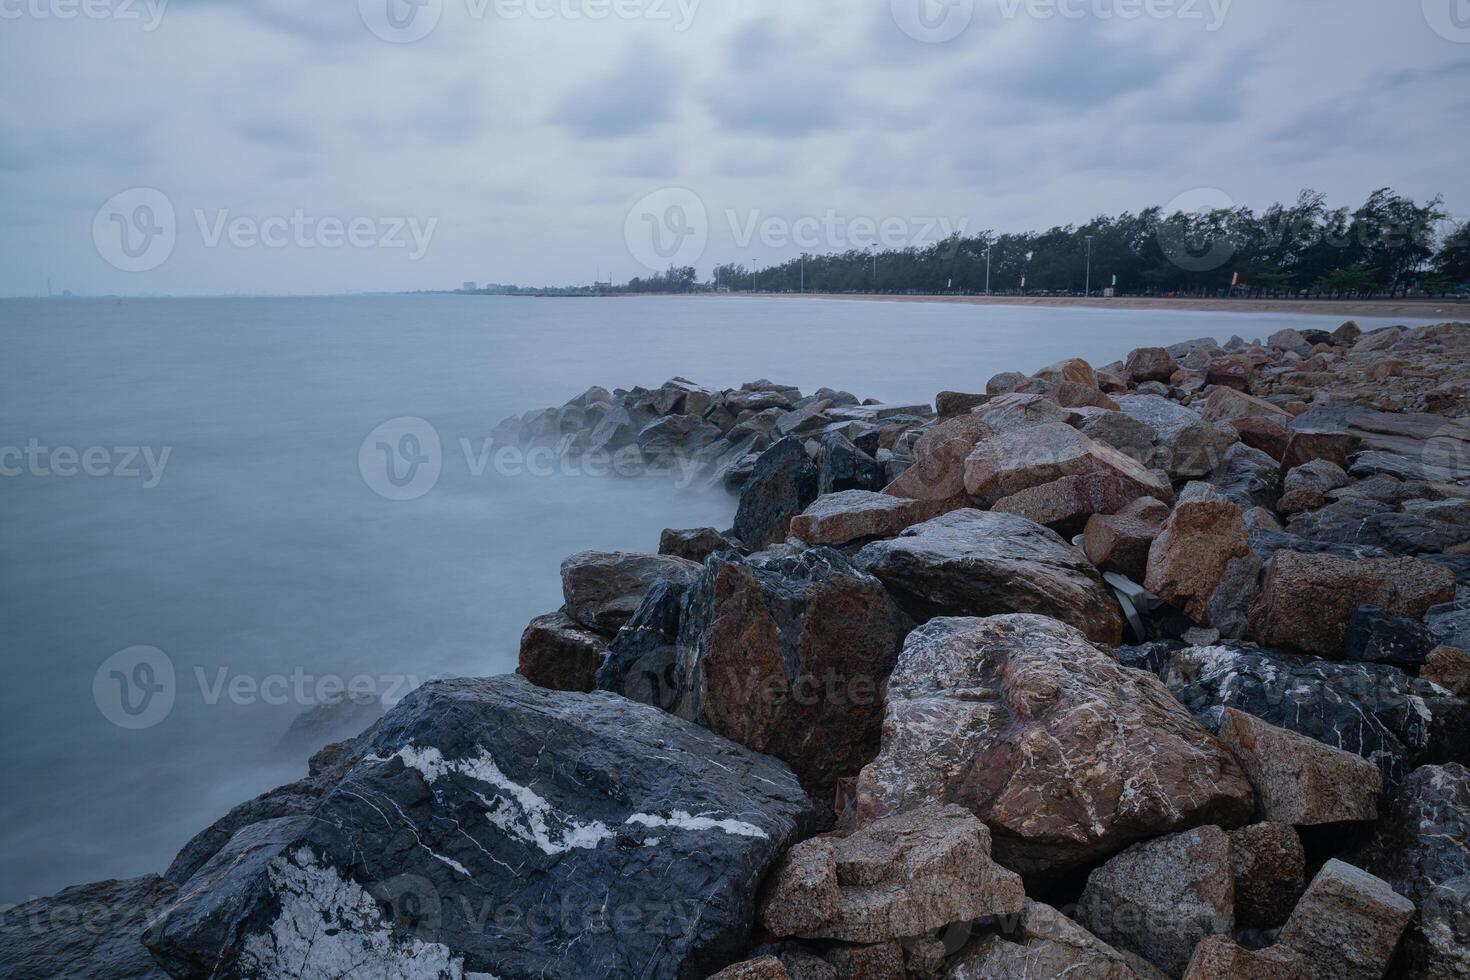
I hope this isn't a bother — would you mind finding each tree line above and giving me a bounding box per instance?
[617,188,1470,300]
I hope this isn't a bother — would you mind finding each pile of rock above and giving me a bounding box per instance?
[12,321,1470,979]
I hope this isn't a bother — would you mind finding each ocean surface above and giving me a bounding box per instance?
[0,294,1436,903]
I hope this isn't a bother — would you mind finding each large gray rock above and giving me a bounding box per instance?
[757,804,1024,943]
[1163,645,1470,793]
[1208,442,1281,511]
[1287,498,1470,555]
[594,580,688,710]
[1077,826,1235,977]
[851,616,1253,876]
[0,875,178,980]
[854,509,1123,645]
[963,422,1172,508]
[517,609,608,693]
[1277,860,1415,980]
[669,547,911,803]
[1353,763,1470,979]
[789,490,947,547]
[560,551,702,633]
[734,437,820,550]
[1115,394,1238,479]
[144,676,816,980]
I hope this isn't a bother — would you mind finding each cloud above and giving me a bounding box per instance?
[550,43,682,140]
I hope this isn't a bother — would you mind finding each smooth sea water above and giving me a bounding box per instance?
[0,294,1436,903]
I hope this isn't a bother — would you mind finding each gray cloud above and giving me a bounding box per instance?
[551,43,682,140]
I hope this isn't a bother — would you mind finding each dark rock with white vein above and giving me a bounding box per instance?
[144,676,817,980]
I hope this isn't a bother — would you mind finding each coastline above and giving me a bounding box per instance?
[677,291,1466,319]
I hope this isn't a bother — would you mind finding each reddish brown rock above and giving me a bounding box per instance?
[1097,369,1130,393]
[561,551,703,633]
[758,804,1024,943]
[1205,356,1252,391]
[516,610,609,692]
[1229,415,1289,461]
[971,391,1081,433]
[991,472,1152,537]
[1084,511,1163,580]
[658,526,738,563]
[671,548,911,803]
[790,490,948,547]
[1219,709,1380,825]
[1126,347,1180,384]
[883,413,995,507]
[1182,938,1310,980]
[1280,425,1361,472]
[963,422,1173,507]
[1077,826,1235,976]
[1277,459,1350,515]
[1228,822,1306,929]
[1034,357,1098,388]
[851,615,1254,875]
[1248,551,1456,657]
[1121,496,1173,522]
[1277,860,1415,980]
[1200,387,1290,424]
[1423,645,1470,697]
[1144,483,1253,627]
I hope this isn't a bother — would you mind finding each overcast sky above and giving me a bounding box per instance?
[1,0,1467,296]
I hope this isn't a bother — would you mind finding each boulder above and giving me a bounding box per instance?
[1077,826,1235,977]
[935,391,988,418]
[1115,394,1239,479]
[1343,605,1438,669]
[671,547,912,802]
[990,473,1163,537]
[709,956,791,980]
[1423,645,1470,697]
[1333,321,1363,346]
[560,551,702,633]
[1208,443,1282,511]
[594,580,688,710]
[1034,357,1098,388]
[1248,552,1455,657]
[1125,347,1180,384]
[1228,823,1305,929]
[1145,483,1253,628]
[1181,938,1309,980]
[517,609,608,693]
[882,413,995,507]
[947,900,1170,980]
[1217,708,1380,825]
[637,413,723,466]
[1084,510,1162,581]
[659,526,738,563]
[1077,409,1159,466]
[1115,639,1184,676]
[0,875,179,980]
[758,804,1024,943]
[1162,645,1470,793]
[1277,860,1415,980]
[854,510,1124,645]
[964,423,1172,508]
[588,404,641,452]
[1268,328,1311,351]
[735,437,820,550]
[1204,356,1252,391]
[1352,763,1470,980]
[971,392,1079,433]
[1286,499,1470,555]
[1277,459,1350,515]
[851,616,1253,875]
[143,676,816,980]
[1229,415,1290,461]
[817,431,886,495]
[790,491,948,548]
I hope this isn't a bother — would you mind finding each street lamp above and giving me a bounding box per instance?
[1084,235,1094,298]
[984,246,992,295]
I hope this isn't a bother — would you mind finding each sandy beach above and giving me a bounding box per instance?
[720,292,1466,319]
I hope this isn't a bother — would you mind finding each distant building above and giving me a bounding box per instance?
[461,282,477,292]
